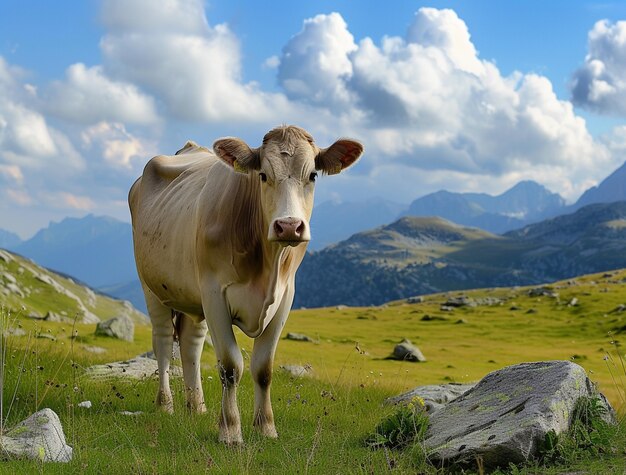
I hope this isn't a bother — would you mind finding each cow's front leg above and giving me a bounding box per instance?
[178,313,208,414]
[251,285,294,438]
[202,285,244,444]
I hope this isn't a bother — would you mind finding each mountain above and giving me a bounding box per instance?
[403,181,566,234]
[294,201,626,308]
[574,161,626,209]
[308,198,405,250]
[0,228,22,248]
[0,248,147,324]
[11,214,137,288]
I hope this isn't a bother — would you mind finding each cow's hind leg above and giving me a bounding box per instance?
[178,312,208,413]
[251,285,294,438]
[144,289,175,413]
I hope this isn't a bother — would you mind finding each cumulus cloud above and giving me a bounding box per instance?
[81,122,155,170]
[571,20,626,115]
[278,8,615,202]
[45,63,158,124]
[99,0,288,122]
[278,13,357,108]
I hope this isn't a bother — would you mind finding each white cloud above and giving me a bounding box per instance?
[45,63,158,124]
[277,8,615,202]
[571,19,626,115]
[278,13,357,108]
[82,122,155,170]
[99,0,288,122]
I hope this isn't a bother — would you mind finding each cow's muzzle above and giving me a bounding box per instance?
[270,217,310,245]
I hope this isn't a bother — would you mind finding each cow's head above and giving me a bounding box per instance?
[214,125,363,246]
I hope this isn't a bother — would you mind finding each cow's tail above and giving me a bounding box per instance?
[172,310,183,342]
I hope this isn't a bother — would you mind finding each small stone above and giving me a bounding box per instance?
[280,364,313,378]
[568,297,579,307]
[95,315,134,342]
[77,401,92,409]
[7,327,26,337]
[284,332,314,342]
[388,339,426,362]
[119,411,143,416]
[406,296,424,304]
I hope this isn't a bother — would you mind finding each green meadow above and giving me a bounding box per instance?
[1,268,626,473]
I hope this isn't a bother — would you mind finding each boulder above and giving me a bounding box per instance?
[528,287,559,298]
[406,296,424,304]
[85,357,182,380]
[284,332,314,342]
[6,327,26,337]
[423,361,614,470]
[44,311,65,322]
[280,364,313,378]
[444,296,476,307]
[0,408,72,462]
[388,339,426,362]
[95,315,134,342]
[386,382,475,413]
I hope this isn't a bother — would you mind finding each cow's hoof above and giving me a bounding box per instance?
[219,428,243,445]
[156,391,174,414]
[255,423,278,439]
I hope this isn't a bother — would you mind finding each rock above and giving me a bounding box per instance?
[279,364,313,378]
[406,296,424,304]
[610,304,626,313]
[444,296,476,307]
[0,250,13,263]
[528,286,559,298]
[26,311,44,320]
[336,305,348,310]
[5,283,24,298]
[475,297,504,306]
[82,345,107,354]
[1,272,17,284]
[423,361,614,470]
[139,341,180,360]
[525,308,537,314]
[36,334,57,341]
[568,297,579,307]
[44,311,65,322]
[77,401,92,409]
[388,339,426,362]
[0,408,72,462]
[85,357,182,380]
[119,411,143,416]
[386,382,475,413]
[440,305,454,312]
[421,315,447,322]
[509,306,521,311]
[284,332,314,342]
[455,319,468,324]
[6,327,26,337]
[95,315,134,342]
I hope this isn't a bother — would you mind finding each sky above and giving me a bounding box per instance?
[2,0,626,238]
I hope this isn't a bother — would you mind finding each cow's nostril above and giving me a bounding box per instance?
[295,221,305,236]
[274,221,284,236]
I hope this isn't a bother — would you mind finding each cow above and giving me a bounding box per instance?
[128,125,363,444]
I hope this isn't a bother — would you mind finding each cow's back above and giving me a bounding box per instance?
[129,145,220,312]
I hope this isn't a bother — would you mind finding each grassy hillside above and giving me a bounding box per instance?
[1,268,625,472]
[296,203,626,308]
[0,248,148,325]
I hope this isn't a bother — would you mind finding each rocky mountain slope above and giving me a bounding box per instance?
[0,248,148,325]
[574,160,626,209]
[294,201,626,308]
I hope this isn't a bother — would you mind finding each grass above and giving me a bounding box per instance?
[1,268,626,473]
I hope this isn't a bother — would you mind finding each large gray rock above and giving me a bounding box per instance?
[85,357,182,380]
[386,383,475,413]
[0,408,72,462]
[388,339,426,362]
[424,361,614,470]
[95,315,134,342]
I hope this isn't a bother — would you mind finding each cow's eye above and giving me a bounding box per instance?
[259,172,267,182]
[309,172,317,182]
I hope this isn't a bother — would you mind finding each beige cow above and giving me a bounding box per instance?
[129,125,363,443]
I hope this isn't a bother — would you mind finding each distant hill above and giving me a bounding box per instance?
[309,198,405,250]
[0,248,147,324]
[11,214,137,288]
[403,181,565,234]
[574,161,626,209]
[294,202,626,308]
[0,228,22,248]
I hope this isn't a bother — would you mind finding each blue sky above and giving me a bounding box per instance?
[2,0,626,237]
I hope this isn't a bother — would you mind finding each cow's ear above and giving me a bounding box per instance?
[315,139,364,175]
[213,138,260,173]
